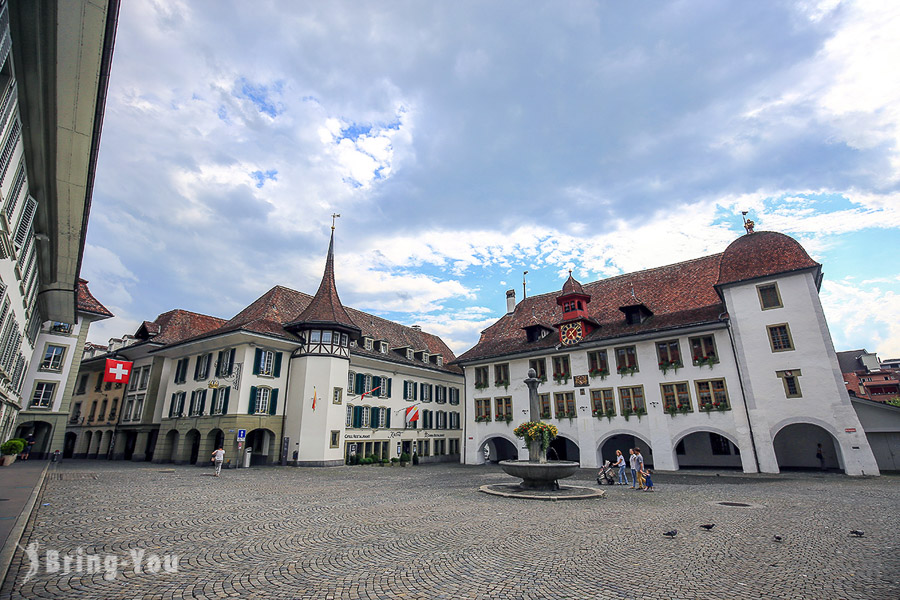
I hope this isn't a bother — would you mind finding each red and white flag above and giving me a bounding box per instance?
[103,358,134,384]
[405,405,419,424]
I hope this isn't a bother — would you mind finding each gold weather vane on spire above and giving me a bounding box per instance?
[331,213,341,231]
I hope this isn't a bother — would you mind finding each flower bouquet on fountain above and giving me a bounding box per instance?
[513,421,558,462]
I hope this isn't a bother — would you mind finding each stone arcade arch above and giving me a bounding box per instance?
[548,434,580,463]
[63,432,77,459]
[478,435,519,464]
[185,429,202,465]
[165,430,180,463]
[671,428,743,470]
[15,421,53,459]
[773,422,842,472]
[245,428,277,465]
[597,431,654,468]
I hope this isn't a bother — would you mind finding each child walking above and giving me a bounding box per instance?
[642,469,654,491]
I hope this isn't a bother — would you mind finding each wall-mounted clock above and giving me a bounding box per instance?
[559,322,583,345]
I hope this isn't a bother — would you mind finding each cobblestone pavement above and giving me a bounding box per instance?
[2,462,898,600]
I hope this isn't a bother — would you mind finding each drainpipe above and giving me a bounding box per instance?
[721,312,761,473]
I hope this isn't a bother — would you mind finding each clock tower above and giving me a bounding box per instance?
[555,272,598,346]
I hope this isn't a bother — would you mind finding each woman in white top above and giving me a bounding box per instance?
[614,449,630,486]
[211,447,225,477]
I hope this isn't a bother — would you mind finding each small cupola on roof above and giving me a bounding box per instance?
[554,271,599,347]
[285,228,361,356]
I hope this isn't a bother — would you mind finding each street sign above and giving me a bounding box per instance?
[237,429,247,442]
[349,443,357,456]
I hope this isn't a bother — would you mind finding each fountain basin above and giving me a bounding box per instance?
[499,459,580,490]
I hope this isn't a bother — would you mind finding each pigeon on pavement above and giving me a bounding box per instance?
[663,530,677,538]
[773,535,783,542]
[850,530,864,537]
[700,524,716,530]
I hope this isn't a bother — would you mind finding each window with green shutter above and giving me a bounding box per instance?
[269,389,278,415]
[385,409,391,428]
[222,387,230,413]
[253,349,262,375]
[169,393,176,418]
[373,376,381,396]
[248,386,258,414]
[356,373,366,394]
[352,405,363,428]
[273,353,282,377]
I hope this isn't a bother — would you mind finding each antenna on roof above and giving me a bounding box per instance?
[741,211,755,235]
[523,270,528,299]
[331,212,341,231]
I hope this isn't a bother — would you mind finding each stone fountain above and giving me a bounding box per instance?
[496,368,580,492]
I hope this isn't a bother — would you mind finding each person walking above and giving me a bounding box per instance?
[614,449,630,486]
[643,469,654,491]
[816,443,826,471]
[211,446,225,477]
[21,433,35,460]
[634,447,646,490]
[628,448,638,489]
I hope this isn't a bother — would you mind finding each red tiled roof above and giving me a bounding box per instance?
[457,254,725,363]
[167,284,460,373]
[76,279,113,318]
[291,232,359,332]
[145,309,227,345]
[717,231,819,286]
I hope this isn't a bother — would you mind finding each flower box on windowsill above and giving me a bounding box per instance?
[589,368,609,380]
[658,360,682,375]
[540,411,551,419]
[474,415,492,423]
[692,355,719,369]
[494,380,510,390]
[617,366,638,377]
[622,408,634,421]
[474,382,489,390]
[552,373,571,385]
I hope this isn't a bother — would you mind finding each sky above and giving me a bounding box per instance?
[82,0,900,360]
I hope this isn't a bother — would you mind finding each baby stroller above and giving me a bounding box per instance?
[596,460,616,485]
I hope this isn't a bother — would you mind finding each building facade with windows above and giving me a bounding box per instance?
[457,231,879,476]
[16,279,112,457]
[146,231,464,467]
[0,0,119,450]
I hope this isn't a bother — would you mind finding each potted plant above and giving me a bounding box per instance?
[658,360,682,375]
[400,452,410,467]
[715,402,728,412]
[475,381,489,390]
[589,367,609,380]
[552,372,570,385]
[702,402,713,414]
[666,405,677,417]
[1,439,24,466]
[678,403,690,415]
[623,406,633,421]
[635,407,647,420]
[495,379,510,391]
[617,365,638,376]
[604,408,616,421]
[504,414,513,424]
[390,457,399,466]
[540,409,551,419]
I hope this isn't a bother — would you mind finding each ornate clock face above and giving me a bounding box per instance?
[560,322,583,345]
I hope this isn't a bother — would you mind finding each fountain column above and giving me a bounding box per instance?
[524,368,546,463]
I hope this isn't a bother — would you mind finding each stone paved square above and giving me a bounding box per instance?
[2,462,898,600]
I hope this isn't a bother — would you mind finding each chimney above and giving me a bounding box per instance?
[506,289,516,314]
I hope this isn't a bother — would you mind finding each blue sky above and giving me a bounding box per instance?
[83,0,900,359]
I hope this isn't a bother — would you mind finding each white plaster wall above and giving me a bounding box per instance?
[724,272,880,476]
[288,354,349,463]
[21,320,84,412]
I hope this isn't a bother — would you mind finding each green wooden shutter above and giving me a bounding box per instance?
[413,382,418,400]
[353,406,362,428]
[430,384,434,401]
[269,389,278,415]
[371,406,379,426]
[373,376,381,396]
[253,349,262,375]
[385,409,391,428]
[387,378,392,398]
[193,357,200,380]
[199,390,207,414]
[215,351,222,377]
[249,386,258,414]
[222,387,230,413]
[188,391,196,415]
[356,373,365,393]
[169,393,175,418]
[403,380,408,400]
[273,353,282,377]
[227,349,235,376]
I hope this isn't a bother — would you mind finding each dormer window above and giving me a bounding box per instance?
[422,352,429,363]
[620,303,653,325]
[379,341,389,353]
[407,348,414,360]
[364,337,373,351]
[436,356,443,367]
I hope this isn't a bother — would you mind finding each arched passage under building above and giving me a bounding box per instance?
[479,436,519,463]
[165,430,180,463]
[245,428,276,465]
[548,435,580,463]
[673,430,742,469]
[185,429,201,465]
[773,422,842,471]
[15,421,53,460]
[63,432,77,459]
[598,434,654,468]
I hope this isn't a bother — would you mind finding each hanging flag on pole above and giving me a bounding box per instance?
[405,405,419,424]
[103,358,134,384]
[312,386,317,410]
[360,386,381,401]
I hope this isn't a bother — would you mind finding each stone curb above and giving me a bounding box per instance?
[479,484,606,500]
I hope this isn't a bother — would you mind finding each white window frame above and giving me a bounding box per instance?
[346,404,353,427]
[259,350,275,376]
[255,387,271,414]
[40,344,66,372]
[362,405,371,427]
[31,381,55,408]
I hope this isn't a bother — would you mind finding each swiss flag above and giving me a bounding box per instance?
[104,358,134,384]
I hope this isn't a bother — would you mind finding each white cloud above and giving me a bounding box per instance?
[821,278,900,358]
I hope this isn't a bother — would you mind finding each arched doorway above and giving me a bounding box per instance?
[63,432,77,458]
[123,432,138,461]
[673,431,742,469]
[479,436,519,463]
[15,421,53,460]
[165,430,180,463]
[104,430,115,459]
[186,429,201,465]
[548,435,580,463]
[89,431,103,459]
[80,431,93,459]
[245,428,276,465]
[773,423,842,471]
[599,434,654,468]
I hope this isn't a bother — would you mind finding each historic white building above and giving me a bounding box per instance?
[457,230,880,476]
[139,231,465,467]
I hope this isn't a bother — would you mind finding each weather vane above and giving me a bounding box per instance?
[331,212,341,231]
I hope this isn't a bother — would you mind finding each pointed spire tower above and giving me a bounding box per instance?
[554,271,598,347]
[287,227,361,356]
